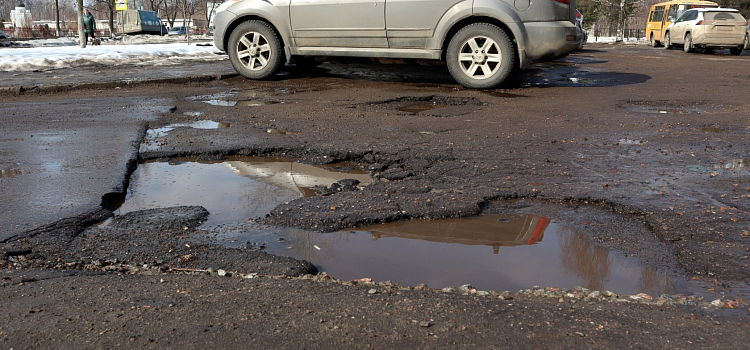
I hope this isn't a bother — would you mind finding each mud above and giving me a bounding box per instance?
[2,43,750,348]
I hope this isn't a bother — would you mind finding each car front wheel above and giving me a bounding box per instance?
[664,32,672,49]
[683,33,693,53]
[446,23,514,89]
[228,20,284,80]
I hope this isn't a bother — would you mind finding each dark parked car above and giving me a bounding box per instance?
[168,26,189,36]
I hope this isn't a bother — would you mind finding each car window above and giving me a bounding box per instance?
[667,5,678,21]
[705,12,744,21]
[676,10,694,22]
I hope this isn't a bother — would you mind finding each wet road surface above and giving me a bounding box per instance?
[1,43,750,348]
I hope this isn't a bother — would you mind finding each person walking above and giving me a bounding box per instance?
[83,9,96,43]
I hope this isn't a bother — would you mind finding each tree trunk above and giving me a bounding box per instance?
[55,0,61,36]
[78,0,86,48]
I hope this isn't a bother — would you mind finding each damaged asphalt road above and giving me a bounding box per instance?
[1,44,750,348]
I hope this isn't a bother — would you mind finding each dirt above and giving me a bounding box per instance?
[2,43,750,348]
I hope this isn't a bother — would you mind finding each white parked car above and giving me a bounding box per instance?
[663,8,747,55]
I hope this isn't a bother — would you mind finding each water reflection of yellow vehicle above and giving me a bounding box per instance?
[368,214,550,254]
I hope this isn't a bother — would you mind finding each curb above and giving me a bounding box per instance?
[0,73,239,97]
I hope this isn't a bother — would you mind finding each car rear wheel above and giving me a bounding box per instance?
[446,23,514,89]
[228,20,284,80]
[683,33,693,53]
[664,32,672,49]
[745,33,749,50]
[729,46,743,55]
[650,33,660,47]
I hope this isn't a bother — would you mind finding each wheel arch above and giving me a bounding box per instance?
[440,16,520,68]
[222,15,291,62]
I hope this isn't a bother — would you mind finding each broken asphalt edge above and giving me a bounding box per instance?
[0,72,240,96]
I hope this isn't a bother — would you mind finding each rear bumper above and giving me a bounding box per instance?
[519,21,579,69]
[693,32,745,48]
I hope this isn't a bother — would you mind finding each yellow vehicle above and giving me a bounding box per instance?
[646,0,718,47]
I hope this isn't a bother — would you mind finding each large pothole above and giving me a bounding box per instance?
[111,154,685,296]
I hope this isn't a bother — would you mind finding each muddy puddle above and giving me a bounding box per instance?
[113,156,372,225]
[188,89,281,107]
[218,215,682,296]
[0,167,26,178]
[115,155,682,295]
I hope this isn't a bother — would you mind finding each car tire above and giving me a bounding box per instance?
[664,32,672,49]
[228,20,284,80]
[745,33,749,50]
[446,23,514,89]
[650,33,660,47]
[729,46,743,55]
[683,33,693,53]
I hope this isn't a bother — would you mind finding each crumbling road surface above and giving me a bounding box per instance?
[1,44,749,348]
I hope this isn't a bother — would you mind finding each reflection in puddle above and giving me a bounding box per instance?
[618,138,645,145]
[687,159,749,176]
[115,156,372,225]
[398,103,450,114]
[236,100,281,107]
[140,120,230,152]
[203,100,237,106]
[246,215,681,295]
[0,168,26,178]
[698,127,728,133]
[713,159,749,176]
[188,89,281,107]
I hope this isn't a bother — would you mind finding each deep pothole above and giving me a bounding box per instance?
[109,152,684,295]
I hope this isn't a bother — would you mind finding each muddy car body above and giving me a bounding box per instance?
[213,0,579,88]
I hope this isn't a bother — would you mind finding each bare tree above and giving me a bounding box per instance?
[94,0,115,36]
[593,0,639,41]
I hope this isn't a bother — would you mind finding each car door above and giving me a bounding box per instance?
[289,0,387,48]
[670,10,696,44]
[385,0,471,48]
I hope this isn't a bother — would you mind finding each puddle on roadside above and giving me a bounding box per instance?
[140,120,230,152]
[698,127,728,133]
[224,214,682,296]
[113,156,372,225]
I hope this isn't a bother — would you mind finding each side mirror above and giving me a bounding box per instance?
[668,16,674,21]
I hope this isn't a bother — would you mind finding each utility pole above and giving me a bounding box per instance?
[77,0,86,48]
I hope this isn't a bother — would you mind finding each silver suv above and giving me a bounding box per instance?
[213,0,579,89]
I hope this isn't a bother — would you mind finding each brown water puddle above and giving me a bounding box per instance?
[252,215,682,295]
[114,156,372,225]
[698,127,728,133]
